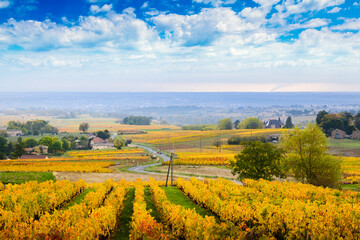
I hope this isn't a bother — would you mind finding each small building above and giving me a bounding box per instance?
[351,130,360,140]
[90,137,114,150]
[264,118,283,129]
[24,148,34,154]
[6,129,23,137]
[331,129,347,139]
[33,145,49,154]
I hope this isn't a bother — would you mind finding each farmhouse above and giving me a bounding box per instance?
[331,129,347,139]
[264,118,283,129]
[90,137,114,150]
[6,129,23,137]
[351,130,360,140]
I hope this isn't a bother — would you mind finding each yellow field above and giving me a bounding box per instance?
[0,114,180,133]
[342,157,360,184]
[125,129,282,145]
[0,161,115,173]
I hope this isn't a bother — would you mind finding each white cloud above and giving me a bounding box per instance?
[287,18,330,30]
[328,7,341,13]
[193,0,236,7]
[0,0,10,8]
[141,2,148,9]
[90,4,112,14]
[331,18,360,30]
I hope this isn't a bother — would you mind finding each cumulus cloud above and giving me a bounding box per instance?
[287,18,330,30]
[331,18,360,30]
[193,0,236,7]
[0,0,10,8]
[328,7,341,13]
[90,4,112,14]
[152,8,265,46]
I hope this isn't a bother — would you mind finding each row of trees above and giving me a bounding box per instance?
[316,110,360,136]
[7,120,59,135]
[218,117,294,130]
[231,124,342,187]
[122,116,151,125]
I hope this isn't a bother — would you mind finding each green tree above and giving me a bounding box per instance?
[230,141,284,181]
[40,136,53,147]
[96,130,110,140]
[113,137,125,150]
[24,138,38,148]
[316,110,328,125]
[218,118,233,130]
[0,136,8,160]
[283,116,294,129]
[233,120,240,129]
[62,139,70,151]
[50,139,63,154]
[238,117,263,129]
[10,137,25,159]
[280,124,342,187]
[79,122,89,133]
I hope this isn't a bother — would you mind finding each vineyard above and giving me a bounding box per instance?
[1,177,360,239]
[0,147,151,173]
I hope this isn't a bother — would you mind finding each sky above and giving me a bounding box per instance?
[0,0,359,92]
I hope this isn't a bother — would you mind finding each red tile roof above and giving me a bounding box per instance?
[91,137,107,143]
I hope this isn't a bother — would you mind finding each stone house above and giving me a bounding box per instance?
[331,129,347,139]
[351,130,360,140]
[6,129,23,137]
[90,137,114,150]
[264,118,283,129]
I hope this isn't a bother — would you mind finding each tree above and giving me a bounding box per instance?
[40,136,53,147]
[10,137,25,159]
[234,120,240,129]
[280,124,342,187]
[238,117,263,129]
[213,139,222,152]
[24,138,38,148]
[50,139,63,154]
[0,136,8,160]
[218,118,233,130]
[114,137,125,150]
[62,139,70,151]
[316,110,328,125]
[283,116,294,129]
[79,123,89,133]
[230,141,284,181]
[96,130,110,140]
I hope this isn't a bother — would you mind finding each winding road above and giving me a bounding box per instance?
[127,144,170,174]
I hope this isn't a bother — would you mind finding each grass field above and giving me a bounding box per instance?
[0,172,56,184]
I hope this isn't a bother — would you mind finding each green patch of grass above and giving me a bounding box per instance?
[0,172,56,184]
[112,188,135,240]
[162,187,214,218]
[329,139,360,150]
[339,184,360,191]
[144,187,161,222]
[62,188,95,210]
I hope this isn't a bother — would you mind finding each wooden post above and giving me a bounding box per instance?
[165,154,171,187]
[170,153,174,186]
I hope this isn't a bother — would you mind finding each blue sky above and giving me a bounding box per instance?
[0,0,359,92]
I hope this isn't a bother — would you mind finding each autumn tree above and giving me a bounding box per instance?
[281,124,342,187]
[218,118,233,130]
[79,122,89,133]
[231,141,284,181]
[114,137,125,150]
[238,117,263,129]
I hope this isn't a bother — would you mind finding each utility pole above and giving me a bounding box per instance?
[165,152,174,187]
[170,152,174,186]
